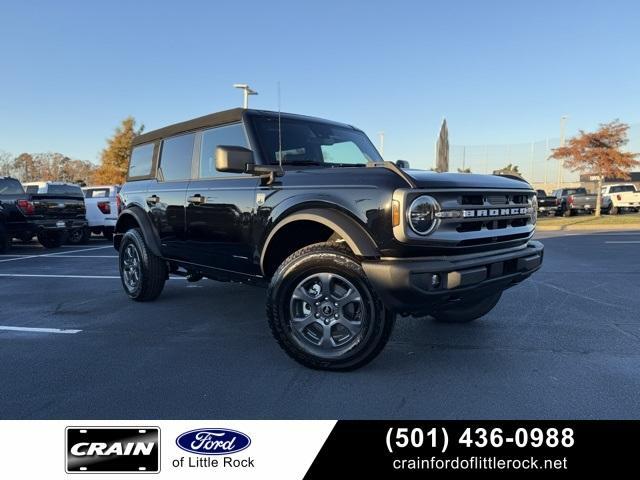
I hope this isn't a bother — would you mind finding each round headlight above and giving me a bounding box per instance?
[530,195,538,224]
[408,195,440,235]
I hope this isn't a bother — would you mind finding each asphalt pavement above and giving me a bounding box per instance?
[1,231,639,419]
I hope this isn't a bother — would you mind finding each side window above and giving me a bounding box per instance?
[25,185,39,194]
[200,124,248,178]
[160,133,195,181]
[128,143,155,178]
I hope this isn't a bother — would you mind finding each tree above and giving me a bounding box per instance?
[0,150,13,176]
[550,120,639,216]
[93,117,144,185]
[457,167,472,173]
[501,163,520,174]
[13,153,39,182]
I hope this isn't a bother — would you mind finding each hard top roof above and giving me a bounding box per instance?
[132,108,356,146]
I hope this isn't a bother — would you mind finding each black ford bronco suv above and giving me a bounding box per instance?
[114,108,543,370]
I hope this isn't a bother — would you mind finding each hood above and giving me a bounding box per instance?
[404,169,532,190]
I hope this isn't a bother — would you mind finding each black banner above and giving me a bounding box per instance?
[305,421,638,477]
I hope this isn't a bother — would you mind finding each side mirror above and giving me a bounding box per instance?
[396,159,410,169]
[215,146,254,173]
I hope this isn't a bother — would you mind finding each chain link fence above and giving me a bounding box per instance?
[445,123,640,192]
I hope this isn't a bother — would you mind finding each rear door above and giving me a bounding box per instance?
[184,123,260,274]
[147,132,196,260]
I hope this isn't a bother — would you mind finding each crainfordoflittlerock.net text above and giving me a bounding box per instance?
[393,456,568,471]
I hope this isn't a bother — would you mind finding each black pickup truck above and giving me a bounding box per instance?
[0,176,88,249]
[114,108,543,370]
[536,190,558,216]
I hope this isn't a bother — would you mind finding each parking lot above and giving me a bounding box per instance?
[1,231,639,419]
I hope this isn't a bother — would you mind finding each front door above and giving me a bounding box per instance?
[184,123,260,275]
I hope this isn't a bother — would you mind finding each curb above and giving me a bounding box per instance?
[537,223,640,231]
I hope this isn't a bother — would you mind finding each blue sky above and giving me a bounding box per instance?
[1,0,639,169]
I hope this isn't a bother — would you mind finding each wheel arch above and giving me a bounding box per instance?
[114,205,162,256]
[260,208,379,278]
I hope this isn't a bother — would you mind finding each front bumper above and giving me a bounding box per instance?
[362,241,544,314]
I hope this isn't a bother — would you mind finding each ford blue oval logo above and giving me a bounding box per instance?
[176,429,251,455]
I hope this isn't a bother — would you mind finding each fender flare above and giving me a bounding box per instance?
[114,205,162,257]
[260,208,379,274]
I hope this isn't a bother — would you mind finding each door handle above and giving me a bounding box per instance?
[188,194,206,204]
[146,195,160,204]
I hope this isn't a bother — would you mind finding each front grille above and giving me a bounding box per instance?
[430,189,535,250]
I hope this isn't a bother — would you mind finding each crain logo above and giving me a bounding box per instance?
[462,207,529,218]
[66,427,160,473]
[176,428,251,455]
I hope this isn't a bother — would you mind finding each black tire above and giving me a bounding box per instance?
[563,208,573,217]
[66,226,90,245]
[610,206,619,215]
[266,242,395,371]
[103,228,114,242]
[432,292,502,323]
[16,232,34,243]
[37,230,64,249]
[0,228,9,254]
[119,228,167,301]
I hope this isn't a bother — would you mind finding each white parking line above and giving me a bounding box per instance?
[0,246,113,263]
[0,326,81,334]
[604,241,640,244]
[0,273,187,280]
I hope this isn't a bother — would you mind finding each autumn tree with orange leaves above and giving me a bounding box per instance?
[550,120,639,216]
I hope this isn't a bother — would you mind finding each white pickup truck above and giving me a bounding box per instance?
[82,185,120,240]
[601,184,640,214]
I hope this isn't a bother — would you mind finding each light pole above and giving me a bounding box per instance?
[557,115,568,187]
[233,83,258,109]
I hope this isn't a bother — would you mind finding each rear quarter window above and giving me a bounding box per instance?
[128,143,155,179]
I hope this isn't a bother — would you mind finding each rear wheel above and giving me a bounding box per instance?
[431,292,502,323]
[37,230,64,249]
[16,232,34,243]
[0,227,9,254]
[119,228,167,301]
[67,226,90,244]
[103,228,114,242]
[267,242,395,371]
[610,206,619,215]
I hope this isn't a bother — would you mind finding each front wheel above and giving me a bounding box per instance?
[267,242,395,371]
[119,228,167,301]
[431,292,502,323]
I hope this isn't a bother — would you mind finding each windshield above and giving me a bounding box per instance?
[250,116,382,166]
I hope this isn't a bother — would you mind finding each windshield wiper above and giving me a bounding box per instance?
[283,160,325,166]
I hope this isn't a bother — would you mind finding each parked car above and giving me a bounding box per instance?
[0,201,8,253]
[551,187,596,216]
[536,189,557,216]
[83,185,121,240]
[113,108,543,371]
[22,181,89,243]
[0,176,88,248]
[601,184,640,214]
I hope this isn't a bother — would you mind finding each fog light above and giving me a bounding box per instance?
[431,274,441,288]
